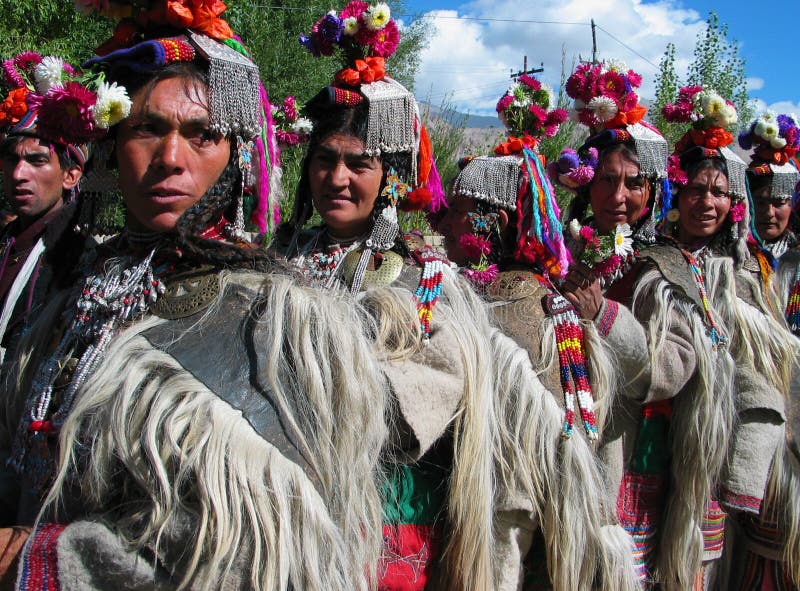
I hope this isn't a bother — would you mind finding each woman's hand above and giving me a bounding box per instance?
[561,262,604,320]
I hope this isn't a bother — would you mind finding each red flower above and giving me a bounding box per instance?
[519,74,541,91]
[545,109,568,125]
[334,56,386,86]
[578,109,600,128]
[0,87,29,128]
[496,94,513,113]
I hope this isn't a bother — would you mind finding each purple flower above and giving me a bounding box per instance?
[298,34,320,57]
[556,149,580,172]
[738,130,753,150]
[320,13,343,43]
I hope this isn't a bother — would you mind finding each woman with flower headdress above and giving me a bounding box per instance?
[550,70,742,590]
[436,74,639,591]
[271,6,633,590]
[646,87,798,591]
[738,113,800,333]
[704,110,800,591]
[0,2,394,589]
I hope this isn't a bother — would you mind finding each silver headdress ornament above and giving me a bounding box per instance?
[359,77,419,179]
[719,146,748,200]
[187,32,262,139]
[451,156,521,212]
[627,123,669,181]
[752,162,800,200]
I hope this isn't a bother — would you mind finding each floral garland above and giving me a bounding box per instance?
[271,95,312,149]
[300,1,399,84]
[0,52,132,144]
[495,74,567,139]
[546,146,599,191]
[568,220,637,282]
[738,112,799,166]
[565,60,646,132]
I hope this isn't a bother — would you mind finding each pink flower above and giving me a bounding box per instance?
[546,109,568,125]
[544,124,559,138]
[679,86,703,102]
[593,254,623,277]
[619,91,639,112]
[355,21,380,46]
[339,1,369,19]
[459,233,492,260]
[597,71,626,100]
[579,225,596,242]
[496,93,513,113]
[30,82,100,143]
[463,264,499,287]
[578,109,600,128]
[728,201,746,223]
[626,70,642,88]
[282,96,297,122]
[276,129,300,146]
[528,104,547,127]
[667,154,687,186]
[2,59,24,88]
[369,20,399,57]
[519,74,541,91]
[14,51,42,71]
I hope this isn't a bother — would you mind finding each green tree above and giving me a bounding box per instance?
[652,13,753,149]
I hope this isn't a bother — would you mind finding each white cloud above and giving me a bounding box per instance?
[750,99,800,119]
[413,0,709,117]
[746,77,764,91]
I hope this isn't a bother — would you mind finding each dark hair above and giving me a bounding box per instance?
[746,169,773,198]
[0,133,77,171]
[107,60,209,102]
[471,199,520,269]
[682,156,728,187]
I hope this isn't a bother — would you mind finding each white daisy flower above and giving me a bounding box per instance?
[588,95,618,122]
[613,223,633,256]
[342,16,359,36]
[364,3,391,31]
[291,117,314,136]
[92,81,132,128]
[34,56,65,94]
[770,136,787,149]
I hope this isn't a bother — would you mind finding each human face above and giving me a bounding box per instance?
[589,150,650,233]
[116,77,231,233]
[438,196,481,266]
[1,136,80,227]
[308,134,384,238]
[677,167,731,244]
[753,185,791,241]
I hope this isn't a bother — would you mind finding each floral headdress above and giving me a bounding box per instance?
[565,60,646,133]
[74,0,282,237]
[0,52,127,167]
[271,96,312,149]
[495,74,567,144]
[739,113,800,205]
[550,61,667,197]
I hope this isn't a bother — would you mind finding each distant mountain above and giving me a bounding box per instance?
[421,102,501,129]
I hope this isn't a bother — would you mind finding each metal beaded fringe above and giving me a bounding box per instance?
[451,156,521,211]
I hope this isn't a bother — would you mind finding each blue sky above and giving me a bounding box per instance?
[401,0,799,119]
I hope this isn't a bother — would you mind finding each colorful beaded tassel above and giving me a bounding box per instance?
[413,251,445,339]
[544,293,598,440]
[785,269,800,334]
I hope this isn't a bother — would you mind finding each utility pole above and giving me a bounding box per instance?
[591,19,598,63]
[510,55,544,79]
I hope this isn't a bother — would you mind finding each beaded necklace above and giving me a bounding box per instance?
[785,265,800,333]
[10,247,167,492]
[542,292,598,440]
[297,229,365,287]
[679,248,727,348]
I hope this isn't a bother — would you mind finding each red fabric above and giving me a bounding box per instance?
[378,524,440,591]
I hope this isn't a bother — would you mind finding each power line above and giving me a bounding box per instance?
[594,25,659,70]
